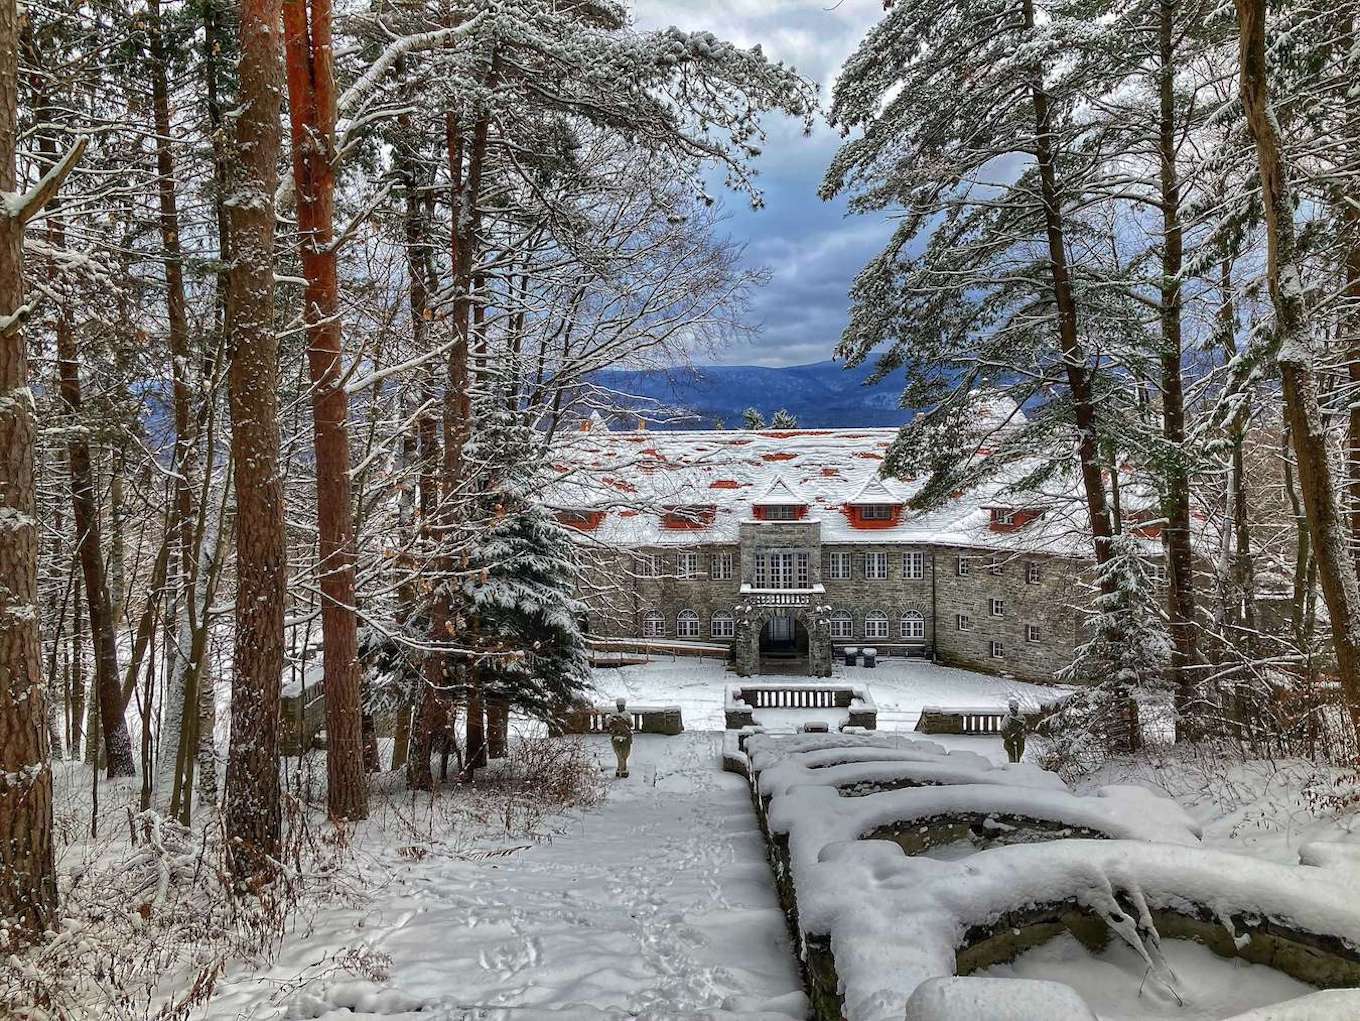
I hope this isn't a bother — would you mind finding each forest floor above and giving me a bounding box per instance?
[43,659,1360,1020]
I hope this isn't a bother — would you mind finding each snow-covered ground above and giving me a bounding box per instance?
[77,658,1355,1021]
[589,655,1066,735]
[202,732,806,1020]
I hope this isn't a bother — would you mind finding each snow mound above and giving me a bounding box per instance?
[902,976,1097,1020]
[744,731,953,775]
[801,839,1360,1021]
[769,783,1201,878]
[1222,989,1360,1019]
[757,754,1063,806]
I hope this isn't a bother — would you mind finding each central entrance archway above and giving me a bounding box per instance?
[759,611,809,661]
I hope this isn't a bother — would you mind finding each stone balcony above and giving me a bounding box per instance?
[739,583,826,608]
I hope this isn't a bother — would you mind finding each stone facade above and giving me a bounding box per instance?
[578,524,1087,684]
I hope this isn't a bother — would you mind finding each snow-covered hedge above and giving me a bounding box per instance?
[801,839,1360,1021]
[738,731,1360,1021]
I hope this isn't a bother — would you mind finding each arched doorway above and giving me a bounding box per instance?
[759,611,809,664]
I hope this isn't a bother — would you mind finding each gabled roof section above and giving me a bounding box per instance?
[845,474,901,506]
[752,475,807,506]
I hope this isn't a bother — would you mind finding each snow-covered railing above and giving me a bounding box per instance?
[586,637,730,663]
[725,682,877,730]
[915,698,1069,736]
[550,703,684,737]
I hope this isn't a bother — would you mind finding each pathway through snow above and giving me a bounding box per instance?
[204,733,805,1020]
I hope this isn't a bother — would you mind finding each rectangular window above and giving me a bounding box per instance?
[710,613,735,639]
[957,555,970,577]
[860,504,894,520]
[676,613,700,638]
[830,614,854,639]
[756,551,809,589]
[864,615,889,639]
[989,554,1003,576]
[1026,624,1041,643]
[995,509,1015,525]
[827,551,851,580]
[677,552,699,578]
[762,504,799,520]
[865,551,888,580]
[957,613,973,632]
[711,552,733,581]
[903,550,924,579]
[643,613,665,638]
[1026,561,1041,585]
[990,640,1004,659]
[990,598,1005,617]
[638,553,657,578]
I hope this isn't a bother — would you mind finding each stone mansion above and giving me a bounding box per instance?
[546,425,1152,683]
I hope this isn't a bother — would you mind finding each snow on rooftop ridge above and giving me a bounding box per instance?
[752,474,808,506]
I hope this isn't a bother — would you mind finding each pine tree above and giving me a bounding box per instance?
[461,406,591,723]
[742,407,766,429]
[770,409,797,428]
[1047,534,1170,771]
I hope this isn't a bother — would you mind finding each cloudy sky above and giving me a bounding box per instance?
[631,1,891,368]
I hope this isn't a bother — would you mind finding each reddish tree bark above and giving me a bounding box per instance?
[282,0,367,820]
[223,0,288,885]
[0,0,83,942]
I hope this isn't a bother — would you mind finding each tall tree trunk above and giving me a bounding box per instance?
[69,574,84,759]
[1021,0,1115,581]
[1237,0,1360,734]
[48,216,133,779]
[0,0,81,940]
[148,0,208,810]
[1157,0,1201,736]
[282,0,367,821]
[223,0,288,885]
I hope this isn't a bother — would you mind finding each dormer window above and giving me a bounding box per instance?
[844,476,903,528]
[752,476,809,520]
[991,508,1015,525]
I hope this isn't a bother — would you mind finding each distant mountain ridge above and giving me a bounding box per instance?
[591,359,911,429]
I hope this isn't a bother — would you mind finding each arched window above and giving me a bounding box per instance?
[900,610,925,641]
[676,609,700,638]
[829,611,854,640]
[710,610,735,639]
[864,610,890,640]
[643,610,665,638]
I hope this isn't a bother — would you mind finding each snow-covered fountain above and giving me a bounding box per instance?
[739,731,1360,1021]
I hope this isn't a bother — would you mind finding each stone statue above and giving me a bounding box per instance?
[607,697,633,778]
[1001,698,1026,763]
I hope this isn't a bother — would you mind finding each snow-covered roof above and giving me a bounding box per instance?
[543,427,1162,556]
[751,474,808,506]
